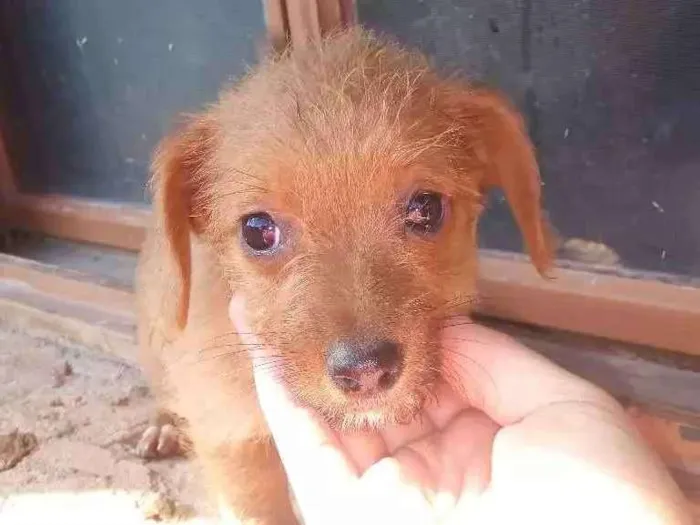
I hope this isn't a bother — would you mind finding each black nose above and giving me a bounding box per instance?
[326,339,403,396]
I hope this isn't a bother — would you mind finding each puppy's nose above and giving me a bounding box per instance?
[326,339,403,396]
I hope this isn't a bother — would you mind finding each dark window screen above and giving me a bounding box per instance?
[0,0,264,203]
[358,0,700,279]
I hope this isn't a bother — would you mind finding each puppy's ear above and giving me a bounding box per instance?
[150,116,217,332]
[452,87,556,276]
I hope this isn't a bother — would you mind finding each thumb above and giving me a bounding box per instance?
[440,320,618,425]
[228,296,360,518]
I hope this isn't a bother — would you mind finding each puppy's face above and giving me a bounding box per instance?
[218,128,482,428]
[152,30,553,429]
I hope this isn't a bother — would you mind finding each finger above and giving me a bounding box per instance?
[441,320,616,426]
[368,409,497,522]
[358,457,436,523]
[440,409,498,495]
[228,297,358,496]
[441,410,498,520]
[249,342,357,486]
[423,380,466,428]
[252,371,362,523]
[381,412,436,454]
[336,430,389,474]
[393,409,497,505]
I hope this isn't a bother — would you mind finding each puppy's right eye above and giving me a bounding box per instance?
[241,213,280,253]
[405,191,445,235]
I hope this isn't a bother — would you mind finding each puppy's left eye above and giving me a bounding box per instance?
[241,212,281,253]
[405,191,445,235]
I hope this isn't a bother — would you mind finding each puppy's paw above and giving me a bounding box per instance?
[135,411,191,460]
[136,423,181,459]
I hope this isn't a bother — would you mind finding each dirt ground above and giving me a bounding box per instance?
[0,321,217,525]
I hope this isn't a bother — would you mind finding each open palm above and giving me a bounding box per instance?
[230,299,691,525]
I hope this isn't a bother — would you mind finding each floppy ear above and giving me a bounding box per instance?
[149,116,217,333]
[452,87,556,276]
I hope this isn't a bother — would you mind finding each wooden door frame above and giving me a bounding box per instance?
[284,0,357,47]
[1,0,699,357]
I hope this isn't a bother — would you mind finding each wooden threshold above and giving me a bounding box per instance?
[0,252,134,316]
[0,254,136,363]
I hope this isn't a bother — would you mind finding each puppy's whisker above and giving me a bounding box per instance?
[206,330,286,341]
[218,166,269,186]
[251,358,288,367]
[197,354,280,365]
[251,364,292,376]
[197,349,286,361]
[207,187,268,201]
[229,167,267,183]
[199,339,291,349]
[440,334,494,346]
[197,348,290,360]
[441,318,477,329]
[437,355,483,398]
[198,342,291,355]
[252,360,289,369]
[440,347,497,395]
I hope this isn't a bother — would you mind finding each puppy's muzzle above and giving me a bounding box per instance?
[326,338,404,397]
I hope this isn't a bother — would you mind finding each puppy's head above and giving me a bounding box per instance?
[151,29,554,429]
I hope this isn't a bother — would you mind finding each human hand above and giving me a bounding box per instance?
[229,298,692,525]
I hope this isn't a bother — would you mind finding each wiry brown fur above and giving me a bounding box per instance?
[136,28,554,524]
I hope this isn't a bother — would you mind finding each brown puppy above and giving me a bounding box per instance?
[136,28,554,524]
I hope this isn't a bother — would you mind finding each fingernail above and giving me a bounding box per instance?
[228,295,258,356]
[228,295,246,323]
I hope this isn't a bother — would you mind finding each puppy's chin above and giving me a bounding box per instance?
[315,388,432,432]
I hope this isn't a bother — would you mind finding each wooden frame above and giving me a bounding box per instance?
[263,0,291,53]
[285,0,356,47]
[0,134,15,196]
[0,129,17,227]
[7,194,149,251]
[477,252,700,356]
[1,0,699,358]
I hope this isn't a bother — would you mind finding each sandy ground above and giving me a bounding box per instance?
[0,322,216,525]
